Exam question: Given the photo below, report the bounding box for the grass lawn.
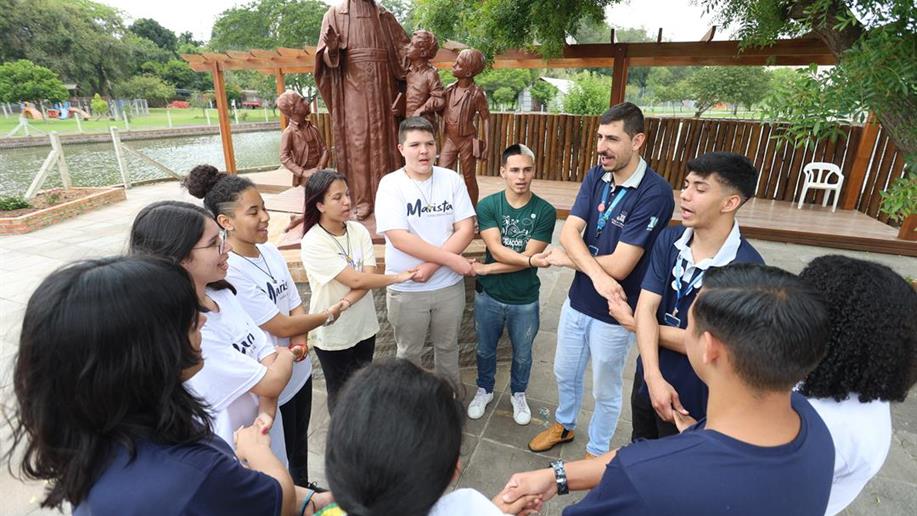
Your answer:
[0,107,283,137]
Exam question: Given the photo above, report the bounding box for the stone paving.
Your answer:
[1,181,915,515]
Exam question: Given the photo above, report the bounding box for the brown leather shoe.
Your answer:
[528,422,575,452]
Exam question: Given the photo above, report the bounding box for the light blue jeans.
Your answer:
[474,291,539,394]
[554,299,635,456]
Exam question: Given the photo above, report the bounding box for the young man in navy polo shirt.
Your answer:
[610,152,765,440]
[500,264,835,516]
[528,103,674,458]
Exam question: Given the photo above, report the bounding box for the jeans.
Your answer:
[474,291,539,394]
[554,299,635,456]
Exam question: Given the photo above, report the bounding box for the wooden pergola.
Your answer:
[181,33,837,174]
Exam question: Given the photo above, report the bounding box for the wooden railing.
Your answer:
[308,112,908,224]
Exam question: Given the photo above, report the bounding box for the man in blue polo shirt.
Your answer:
[610,152,765,440]
[499,264,835,516]
[528,103,674,458]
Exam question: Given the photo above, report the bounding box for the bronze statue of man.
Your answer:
[315,0,410,220]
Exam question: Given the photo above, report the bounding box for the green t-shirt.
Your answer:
[476,191,557,304]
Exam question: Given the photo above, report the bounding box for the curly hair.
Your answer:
[797,255,917,402]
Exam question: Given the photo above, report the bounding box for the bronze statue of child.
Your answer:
[440,48,490,207]
[277,91,329,187]
[393,29,444,127]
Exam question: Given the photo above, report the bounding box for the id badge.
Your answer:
[664,312,681,327]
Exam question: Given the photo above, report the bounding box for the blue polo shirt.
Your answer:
[568,161,675,324]
[563,392,835,516]
[74,435,282,516]
[635,224,764,420]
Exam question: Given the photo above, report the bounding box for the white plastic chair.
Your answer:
[797,162,844,212]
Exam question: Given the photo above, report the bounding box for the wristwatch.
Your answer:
[550,460,569,495]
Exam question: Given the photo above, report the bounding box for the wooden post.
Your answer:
[122,110,130,131]
[167,108,173,128]
[205,108,212,126]
[610,44,629,107]
[110,127,131,189]
[75,113,83,133]
[49,132,71,190]
[275,69,288,129]
[211,63,237,173]
[841,112,879,210]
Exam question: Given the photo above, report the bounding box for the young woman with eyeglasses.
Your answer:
[129,200,293,466]
[184,164,346,487]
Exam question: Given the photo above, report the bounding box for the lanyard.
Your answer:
[670,255,704,318]
[595,181,628,237]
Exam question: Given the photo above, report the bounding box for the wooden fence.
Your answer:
[308,112,909,224]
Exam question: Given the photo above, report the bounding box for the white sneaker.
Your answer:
[467,388,493,419]
[511,392,531,425]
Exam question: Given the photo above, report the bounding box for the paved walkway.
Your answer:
[1,181,915,515]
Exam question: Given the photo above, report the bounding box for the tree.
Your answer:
[381,0,417,33]
[475,68,537,108]
[684,66,770,117]
[0,59,68,103]
[142,59,209,91]
[530,80,559,110]
[702,0,916,159]
[129,18,178,52]
[564,71,610,115]
[492,86,516,109]
[113,75,176,106]
[90,93,109,119]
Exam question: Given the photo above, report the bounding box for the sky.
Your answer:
[98,0,724,44]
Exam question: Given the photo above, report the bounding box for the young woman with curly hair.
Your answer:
[798,255,917,515]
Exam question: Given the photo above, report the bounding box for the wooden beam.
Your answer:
[211,63,237,173]
[610,44,629,106]
[275,70,288,130]
[701,26,716,42]
[842,113,880,210]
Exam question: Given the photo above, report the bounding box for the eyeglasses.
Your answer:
[192,229,228,254]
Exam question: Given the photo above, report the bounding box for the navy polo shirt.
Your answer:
[74,435,282,516]
[634,224,764,420]
[568,162,675,325]
[563,392,835,516]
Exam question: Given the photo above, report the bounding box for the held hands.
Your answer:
[394,267,419,283]
[673,411,698,433]
[468,258,490,276]
[234,417,273,464]
[607,296,635,331]
[446,253,475,277]
[491,493,544,515]
[529,247,551,268]
[500,469,558,507]
[544,247,574,268]
[289,339,309,362]
[645,373,689,423]
[594,274,626,304]
[412,262,440,283]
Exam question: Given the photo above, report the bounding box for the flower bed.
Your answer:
[0,187,126,235]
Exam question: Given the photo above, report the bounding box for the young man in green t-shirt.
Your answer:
[468,144,557,425]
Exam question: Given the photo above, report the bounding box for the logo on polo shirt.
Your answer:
[647,216,659,231]
[612,211,628,228]
[406,199,454,217]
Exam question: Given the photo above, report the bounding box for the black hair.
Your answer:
[691,263,829,392]
[302,169,348,235]
[398,116,435,143]
[501,143,535,166]
[129,200,235,293]
[798,255,917,402]
[686,152,758,200]
[598,102,644,138]
[325,359,464,516]
[4,256,210,509]
[182,164,255,219]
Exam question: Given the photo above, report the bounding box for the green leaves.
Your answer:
[0,59,68,103]
[879,172,917,223]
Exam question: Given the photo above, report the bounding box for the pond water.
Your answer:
[0,131,281,197]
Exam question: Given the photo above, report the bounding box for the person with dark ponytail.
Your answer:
[3,256,307,515]
[130,200,294,468]
[184,164,335,487]
[300,170,416,409]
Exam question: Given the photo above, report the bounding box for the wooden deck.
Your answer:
[250,170,916,257]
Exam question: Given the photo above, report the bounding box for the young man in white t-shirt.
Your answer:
[374,116,477,388]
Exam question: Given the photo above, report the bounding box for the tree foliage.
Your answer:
[129,18,178,52]
[0,59,69,103]
[684,66,771,117]
[113,75,176,105]
[90,92,108,118]
[530,80,559,109]
[564,71,610,115]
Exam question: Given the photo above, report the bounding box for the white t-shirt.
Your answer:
[227,243,311,405]
[374,166,476,292]
[807,395,892,515]
[300,221,380,351]
[184,287,288,466]
[428,488,508,516]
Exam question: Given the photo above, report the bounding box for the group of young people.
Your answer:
[5,103,915,516]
